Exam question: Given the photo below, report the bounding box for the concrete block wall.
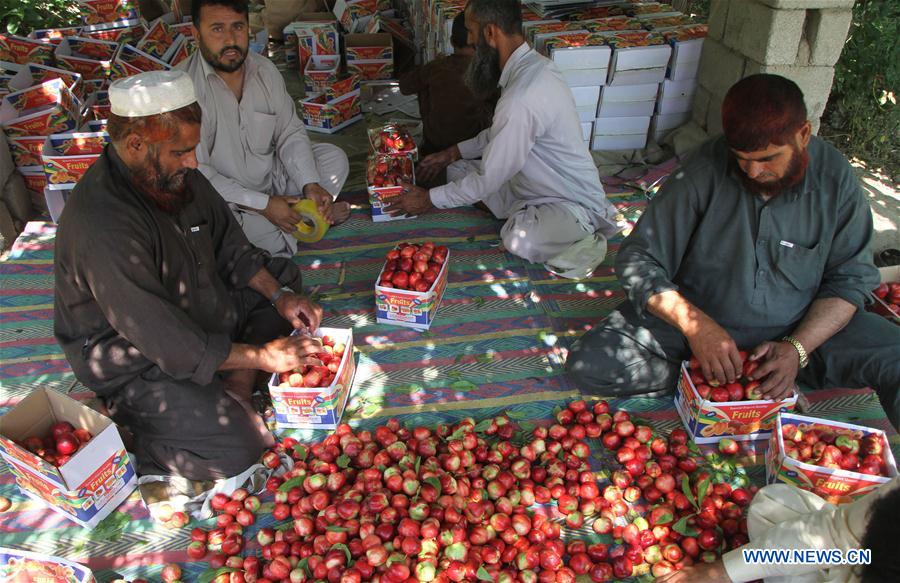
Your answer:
[692,0,854,136]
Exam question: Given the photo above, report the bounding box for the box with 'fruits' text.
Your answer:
[0,388,138,528]
[1,79,80,139]
[868,266,899,325]
[0,34,56,65]
[300,89,362,134]
[766,413,898,504]
[42,132,107,188]
[375,242,450,330]
[367,153,415,222]
[268,328,356,430]
[674,360,798,444]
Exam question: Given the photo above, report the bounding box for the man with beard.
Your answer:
[54,71,327,481]
[385,0,620,279]
[398,12,495,160]
[566,75,900,429]
[181,0,350,258]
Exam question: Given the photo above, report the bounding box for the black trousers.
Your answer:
[106,258,300,480]
[566,300,900,430]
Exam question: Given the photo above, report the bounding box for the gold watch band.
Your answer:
[781,335,809,368]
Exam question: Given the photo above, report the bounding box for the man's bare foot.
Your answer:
[328,201,352,225]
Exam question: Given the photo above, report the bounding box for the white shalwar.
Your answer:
[722,477,898,583]
[430,43,620,278]
[182,51,349,257]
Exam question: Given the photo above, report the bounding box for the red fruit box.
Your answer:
[295,20,340,72]
[868,266,899,325]
[303,54,340,93]
[674,362,798,444]
[766,413,898,504]
[0,388,138,528]
[115,43,171,73]
[78,0,141,26]
[375,245,450,330]
[80,20,145,45]
[300,88,362,134]
[345,33,393,61]
[80,90,110,121]
[0,34,56,65]
[55,38,114,81]
[136,18,182,62]
[60,36,119,61]
[167,37,196,67]
[19,169,47,194]
[8,63,84,100]
[267,328,356,430]
[0,548,96,583]
[42,135,103,188]
[1,80,80,139]
[28,26,84,44]
[347,59,394,81]
[367,153,415,222]
[8,135,47,168]
[326,74,361,101]
[332,0,391,32]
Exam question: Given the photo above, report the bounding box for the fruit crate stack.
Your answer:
[366,121,419,221]
[405,1,707,151]
[0,2,200,221]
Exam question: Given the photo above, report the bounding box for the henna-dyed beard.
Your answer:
[133,146,193,214]
[736,145,809,197]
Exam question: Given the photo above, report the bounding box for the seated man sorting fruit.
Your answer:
[384,0,620,280]
[657,476,900,583]
[566,74,900,429]
[53,71,324,481]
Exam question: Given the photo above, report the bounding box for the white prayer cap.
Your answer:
[109,70,197,118]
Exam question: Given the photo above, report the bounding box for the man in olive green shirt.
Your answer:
[567,75,900,428]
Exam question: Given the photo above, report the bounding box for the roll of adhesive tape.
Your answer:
[292,198,329,243]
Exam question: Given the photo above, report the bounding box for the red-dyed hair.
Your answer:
[722,74,807,152]
[107,101,203,145]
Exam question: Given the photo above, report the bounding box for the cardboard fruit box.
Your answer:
[78,0,141,26]
[0,548,96,583]
[868,265,899,325]
[80,20,145,45]
[0,34,56,65]
[367,153,414,222]
[267,328,356,430]
[1,80,80,139]
[43,135,105,187]
[0,388,138,528]
[375,245,450,330]
[300,89,362,134]
[674,361,798,444]
[28,26,84,44]
[304,55,340,94]
[766,413,898,503]
[8,135,47,168]
[7,63,84,99]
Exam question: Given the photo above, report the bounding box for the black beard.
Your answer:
[465,31,502,99]
[133,149,194,214]
[199,41,247,73]
[736,146,809,197]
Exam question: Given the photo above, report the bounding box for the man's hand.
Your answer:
[685,316,743,386]
[383,183,435,217]
[747,340,799,400]
[655,560,733,583]
[416,145,460,183]
[302,183,335,222]
[260,334,324,373]
[275,292,323,332]
[262,196,302,233]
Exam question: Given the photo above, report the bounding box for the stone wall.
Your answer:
[693,0,855,135]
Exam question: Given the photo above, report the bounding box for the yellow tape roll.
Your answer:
[292,198,329,243]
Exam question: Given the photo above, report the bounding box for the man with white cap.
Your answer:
[54,70,326,481]
[181,0,351,258]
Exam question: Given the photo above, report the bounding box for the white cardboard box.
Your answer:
[562,68,609,87]
[657,79,697,114]
[650,111,691,141]
[592,116,651,151]
[608,44,671,86]
[571,85,601,122]
[668,37,703,81]
[581,121,593,142]
[597,83,659,118]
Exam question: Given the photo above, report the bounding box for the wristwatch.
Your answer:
[269,286,294,305]
[781,335,809,368]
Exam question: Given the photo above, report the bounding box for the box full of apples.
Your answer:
[169,399,759,583]
[269,328,356,430]
[375,241,449,330]
[766,412,897,503]
[368,122,419,160]
[367,153,415,223]
[869,267,899,324]
[675,353,798,444]
[0,388,137,528]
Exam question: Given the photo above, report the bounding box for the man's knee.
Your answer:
[313,143,349,196]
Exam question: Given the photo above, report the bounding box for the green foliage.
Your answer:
[1,0,82,35]
[821,0,899,177]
